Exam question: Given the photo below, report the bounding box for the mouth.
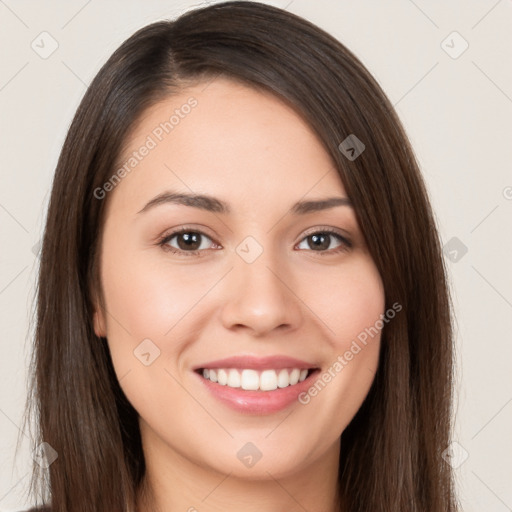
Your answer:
[192,355,321,413]
[194,367,320,416]
[195,367,318,391]
[193,364,321,414]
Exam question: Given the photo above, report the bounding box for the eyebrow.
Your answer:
[137,191,352,215]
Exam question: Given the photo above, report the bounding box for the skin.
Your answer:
[93,77,385,512]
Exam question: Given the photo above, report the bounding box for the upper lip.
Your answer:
[194,355,319,371]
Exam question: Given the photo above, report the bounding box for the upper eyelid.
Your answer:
[300,225,351,240]
[160,226,216,243]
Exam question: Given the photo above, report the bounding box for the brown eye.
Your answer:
[160,229,217,256]
[173,232,202,251]
[297,230,351,253]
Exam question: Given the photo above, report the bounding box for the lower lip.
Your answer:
[195,370,319,414]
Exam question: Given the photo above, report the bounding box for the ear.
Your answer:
[93,305,107,338]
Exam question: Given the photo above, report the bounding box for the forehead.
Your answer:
[109,77,346,214]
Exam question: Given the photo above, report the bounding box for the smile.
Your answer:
[199,367,311,391]
[192,355,320,413]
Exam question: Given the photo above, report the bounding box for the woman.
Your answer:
[22,2,459,511]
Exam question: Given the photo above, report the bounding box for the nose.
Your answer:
[219,251,303,337]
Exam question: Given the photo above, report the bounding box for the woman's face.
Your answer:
[94,77,385,480]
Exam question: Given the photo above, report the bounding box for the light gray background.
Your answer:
[1,1,511,510]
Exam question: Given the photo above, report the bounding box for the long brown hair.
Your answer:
[21,2,459,511]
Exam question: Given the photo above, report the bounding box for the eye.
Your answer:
[159,228,218,257]
[296,229,352,254]
[158,227,352,257]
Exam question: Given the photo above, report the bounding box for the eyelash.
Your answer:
[157,226,352,257]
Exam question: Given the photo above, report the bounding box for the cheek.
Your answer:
[99,249,208,411]
[99,240,227,384]
[101,249,213,338]
[306,257,385,349]
[292,258,384,441]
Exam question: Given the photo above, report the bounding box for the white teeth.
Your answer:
[277,369,289,388]
[289,368,300,385]
[201,368,311,391]
[227,369,241,388]
[217,369,228,385]
[241,369,260,390]
[260,369,278,391]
